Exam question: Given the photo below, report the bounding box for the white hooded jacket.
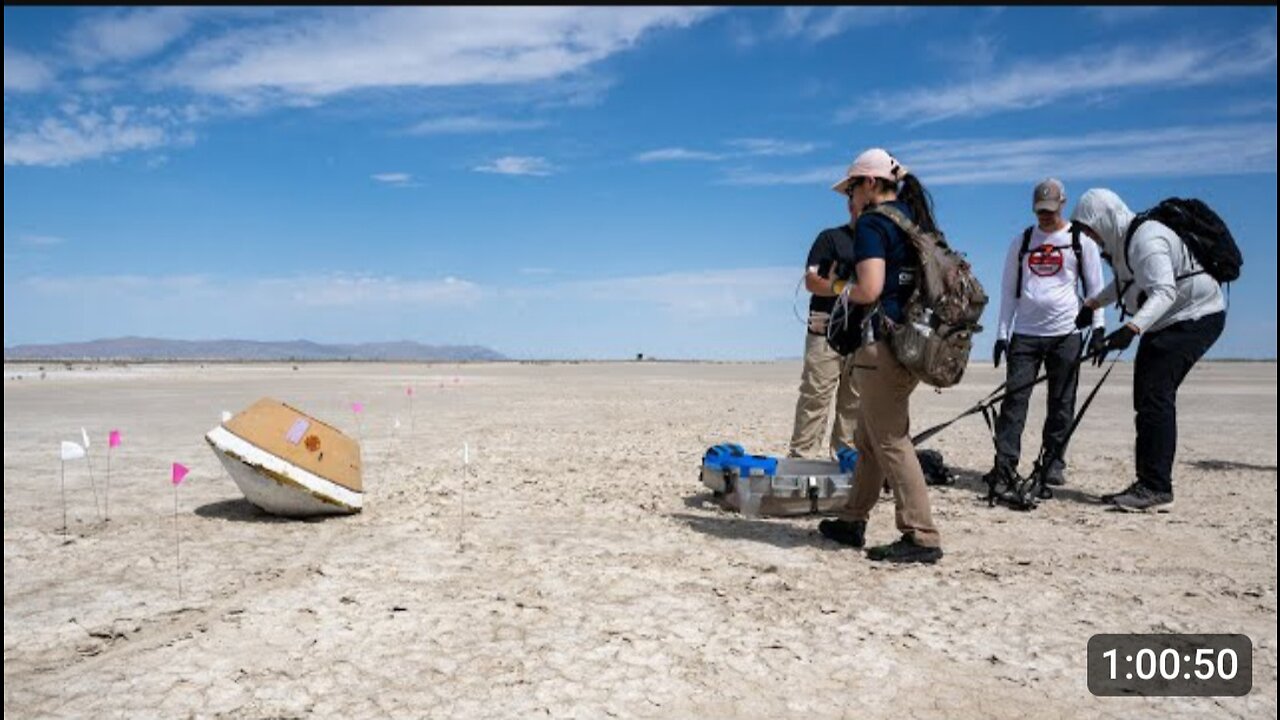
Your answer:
[1071,189,1225,334]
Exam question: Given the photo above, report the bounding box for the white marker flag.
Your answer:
[81,427,92,449]
[61,441,86,461]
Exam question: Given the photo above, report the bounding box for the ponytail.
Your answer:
[897,173,938,236]
[865,164,938,236]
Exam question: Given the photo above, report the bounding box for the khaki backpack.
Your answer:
[863,204,988,389]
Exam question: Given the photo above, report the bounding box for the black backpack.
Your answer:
[1123,198,1242,284]
[1015,222,1088,298]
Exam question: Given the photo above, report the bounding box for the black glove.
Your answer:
[1093,325,1137,366]
[1086,329,1106,360]
[993,339,1008,368]
[1074,305,1094,330]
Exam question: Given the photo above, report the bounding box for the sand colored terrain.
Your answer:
[4,360,1276,719]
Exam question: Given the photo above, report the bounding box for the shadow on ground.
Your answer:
[1186,459,1278,473]
[192,498,343,524]
[671,495,839,550]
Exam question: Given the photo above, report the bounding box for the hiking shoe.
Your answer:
[1043,465,1066,487]
[865,535,943,564]
[1099,481,1142,504]
[1110,484,1174,513]
[983,456,1017,485]
[818,519,866,548]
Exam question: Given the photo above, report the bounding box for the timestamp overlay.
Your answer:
[1088,634,1253,697]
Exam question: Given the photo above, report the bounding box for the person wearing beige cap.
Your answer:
[985,178,1107,490]
[788,193,861,459]
[816,147,943,564]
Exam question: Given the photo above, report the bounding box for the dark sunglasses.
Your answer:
[843,177,868,197]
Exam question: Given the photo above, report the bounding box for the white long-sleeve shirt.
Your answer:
[997,224,1106,340]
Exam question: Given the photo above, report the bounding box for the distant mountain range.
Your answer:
[3,337,506,362]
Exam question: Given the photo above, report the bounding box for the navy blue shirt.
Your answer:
[806,224,857,315]
[852,199,919,329]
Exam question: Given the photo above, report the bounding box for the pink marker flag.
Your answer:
[109,430,122,448]
[406,386,414,397]
[352,401,364,414]
[171,462,189,486]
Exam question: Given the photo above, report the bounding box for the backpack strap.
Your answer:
[1018,224,1086,299]
[1068,221,1088,295]
[863,203,943,251]
[1118,214,1209,322]
[1115,215,1149,323]
[860,204,926,329]
[1123,213,1146,278]
[1015,226,1033,299]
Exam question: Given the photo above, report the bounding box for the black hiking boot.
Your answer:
[818,519,866,548]
[983,456,1017,486]
[1099,481,1142,504]
[1109,484,1174,513]
[865,535,943,564]
[1043,464,1066,487]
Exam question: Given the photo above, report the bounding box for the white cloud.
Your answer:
[406,115,548,135]
[559,266,797,319]
[900,123,1278,185]
[6,9,713,166]
[726,138,818,157]
[726,14,759,50]
[67,7,211,66]
[18,234,67,247]
[474,156,556,176]
[22,273,482,309]
[722,123,1277,187]
[5,266,809,358]
[1221,97,1278,118]
[850,29,1278,126]
[635,138,818,164]
[371,172,413,185]
[76,75,124,93]
[719,165,845,187]
[926,32,999,77]
[17,267,793,320]
[4,46,54,92]
[634,147,725,163]
[160,7,716,98]
[777,7,914,42]
[4,104,193,167]
[273,275,481,307]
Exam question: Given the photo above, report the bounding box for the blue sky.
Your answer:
[4,6,1276,359]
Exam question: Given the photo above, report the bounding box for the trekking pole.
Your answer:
[913,343,1112,447]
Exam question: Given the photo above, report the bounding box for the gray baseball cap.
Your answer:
[1033,178,1066,212]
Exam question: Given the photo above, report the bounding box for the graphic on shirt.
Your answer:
[1027,244,1064,277]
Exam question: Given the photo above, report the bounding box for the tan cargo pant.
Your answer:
[837,341,941,548]
[788,331,859,458]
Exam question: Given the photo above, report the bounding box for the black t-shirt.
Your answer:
[806,224,857,315]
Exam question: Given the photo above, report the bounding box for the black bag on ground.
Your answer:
[916,449,955,486]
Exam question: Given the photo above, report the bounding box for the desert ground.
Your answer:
[4,359,1276,719]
